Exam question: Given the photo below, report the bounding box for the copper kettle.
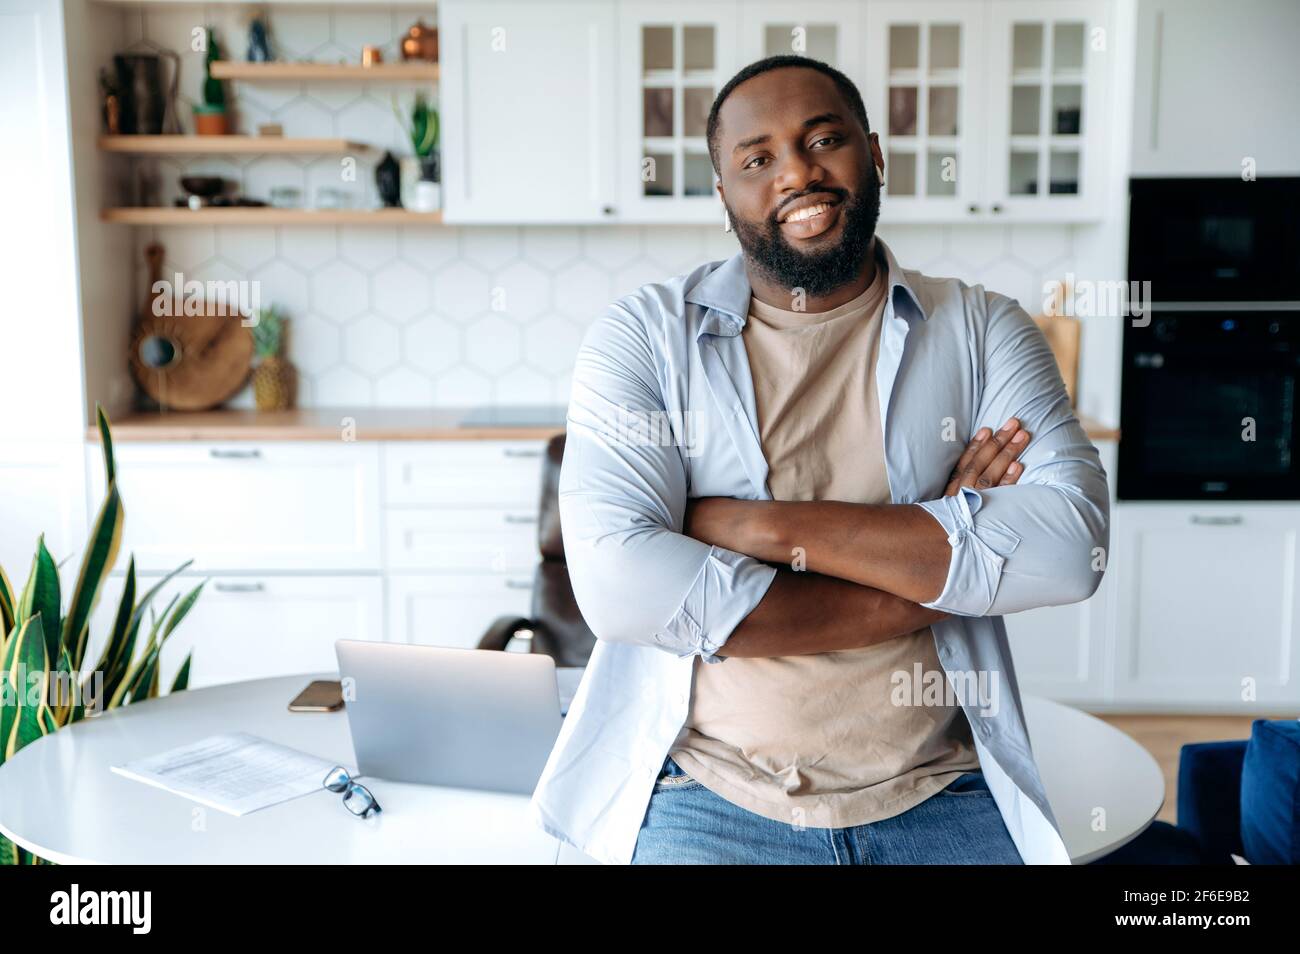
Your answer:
[401,20,438,62]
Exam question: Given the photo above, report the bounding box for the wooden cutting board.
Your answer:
[129,244,253,411]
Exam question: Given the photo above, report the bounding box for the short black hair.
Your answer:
[706,55,872,174]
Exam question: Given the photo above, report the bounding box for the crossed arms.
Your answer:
[558,295,1110,663]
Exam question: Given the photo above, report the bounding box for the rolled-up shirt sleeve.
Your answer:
[558,302,777,662]
[915,293,1110,618]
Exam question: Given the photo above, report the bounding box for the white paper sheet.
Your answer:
[111,732,343,816]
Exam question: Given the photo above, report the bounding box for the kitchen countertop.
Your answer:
[89,407,1120,443]
[89,407,566,442]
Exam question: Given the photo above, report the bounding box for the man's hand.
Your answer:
[944,418,1030,495]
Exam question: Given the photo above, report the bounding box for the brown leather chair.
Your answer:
[476,433,596,667]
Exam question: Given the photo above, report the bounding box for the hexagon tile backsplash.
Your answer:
[119,7,1081,411]
[133,221,1077,409]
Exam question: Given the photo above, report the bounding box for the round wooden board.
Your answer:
[129,310,254,411]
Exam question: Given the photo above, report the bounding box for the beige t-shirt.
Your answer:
[669,261,981,829]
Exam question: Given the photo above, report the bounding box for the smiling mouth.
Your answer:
[781,202,835,224]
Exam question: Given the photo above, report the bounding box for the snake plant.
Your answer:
[0,405,204,864]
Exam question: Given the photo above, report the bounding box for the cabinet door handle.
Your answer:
[602,205,616,216]
[502,448,543,459]
[1190,515,1243,526]
[210,448,262,460]
[967,204,980,214]
[214,581,266,593]
[504,513,538,525]
[990,204,1004,214]
[505,579,532,590]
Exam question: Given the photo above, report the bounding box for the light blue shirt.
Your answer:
[528,237,1111,865]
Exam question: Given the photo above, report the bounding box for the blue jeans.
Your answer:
[631,755,1024,864]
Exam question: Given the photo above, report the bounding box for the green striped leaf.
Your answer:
[60,484,123,671]
[170,653,192,693]
[1,614,55,764]
[96,404,116,486]
[18,536,61,668]
[0,564,16,646]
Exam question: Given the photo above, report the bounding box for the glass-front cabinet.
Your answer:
[742,1,863,83]
[617,2,739,222]
[984,0,1108,220]
[866,0,1108,223]
[865,1,985,222]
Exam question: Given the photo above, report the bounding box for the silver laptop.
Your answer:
[335,640,564,795]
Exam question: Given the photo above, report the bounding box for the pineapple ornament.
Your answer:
[250,306,297,411]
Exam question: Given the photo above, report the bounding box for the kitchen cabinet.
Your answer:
[982,0,1108,221]
[1111,503,1300,710]
[616,1,739,223]
[81,437,549,686]
[741,1,863,79]
[440,0,618,223]
[869,0,1109,223]
[439,0,1115,224]
[865,1,986,221]
[1131,0,1300,177]
[389,574,535,650]
[84,442,382,573]
[88,574,384,690]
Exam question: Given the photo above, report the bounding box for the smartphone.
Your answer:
[288,680,344,712]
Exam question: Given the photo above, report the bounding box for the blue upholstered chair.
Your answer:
[1090,718,1300,865]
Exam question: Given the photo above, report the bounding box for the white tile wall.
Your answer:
[121,6,1088,411]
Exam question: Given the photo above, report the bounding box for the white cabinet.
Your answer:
[741,1,862,80]
[616,1,739,223]
[866,1,986,221]
[383,438,549,652]
[85,442,381,573]
[389,574,535,650]
[1112,504,1300,710]
[382,442,545,508]
[982,0,1108,220]
[441,0,618,223]
[1131,0,1300,177]
[88,574,384,690]
[868,0,1109,223]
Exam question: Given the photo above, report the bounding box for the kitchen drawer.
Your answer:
[85,442,381,572]
[385,508,539,572]
[88,574,384,690]
[388,573,534,649]
[382,441,546,507]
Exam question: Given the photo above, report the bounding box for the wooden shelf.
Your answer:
[101,207,444,226]
[210,61,439,83]
[99,135,372,154]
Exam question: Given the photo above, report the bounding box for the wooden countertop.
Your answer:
[90,408,566,442]
[90,407,1120,443]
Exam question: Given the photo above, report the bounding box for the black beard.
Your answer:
[726,164,881,299]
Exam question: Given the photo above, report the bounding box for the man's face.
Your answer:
[715,67,883,298]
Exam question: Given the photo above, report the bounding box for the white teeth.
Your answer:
[785,202,829,223]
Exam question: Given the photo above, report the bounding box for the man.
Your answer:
[528,56,1109,865]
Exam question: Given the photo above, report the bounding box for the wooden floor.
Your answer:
[1093,715,1263,823]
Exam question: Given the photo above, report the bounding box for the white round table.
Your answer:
[0,673,561,864]
[1023,695,1165,864]
[0,675,1162,864]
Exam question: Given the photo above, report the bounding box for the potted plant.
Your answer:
[194,27,228,135]
[394,93,440,211]
[0,406,205,865]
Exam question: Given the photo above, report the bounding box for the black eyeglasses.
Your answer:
[323,766,382,818]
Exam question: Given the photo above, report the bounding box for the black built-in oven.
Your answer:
[1119,178,1300,500]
